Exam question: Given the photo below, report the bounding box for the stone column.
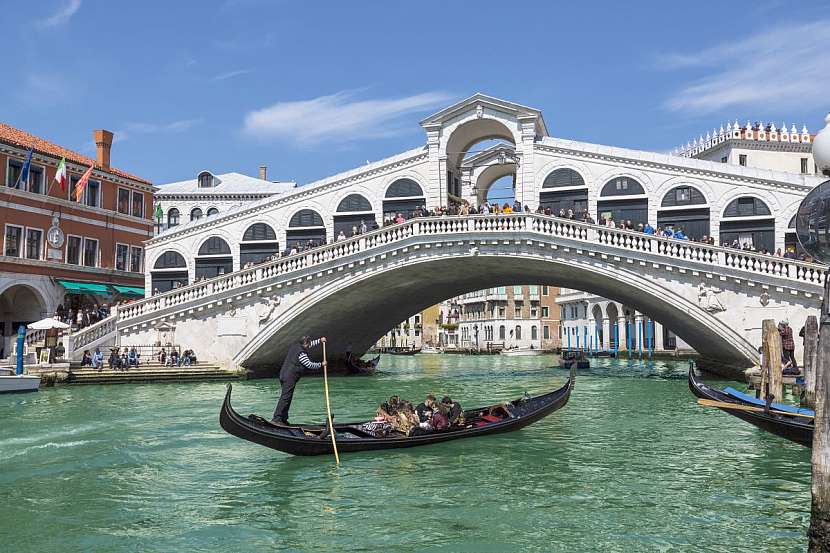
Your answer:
[653,321,665,352]
[425,125,442,210]
[617,316,627,352]
[517,117,537,208]
[587,318,595,351]
[603,317,611,351]
[634,314,644,354]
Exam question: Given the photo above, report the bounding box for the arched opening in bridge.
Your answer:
[591,304,604,350]
[167,208,180,229]
[657,185,710,240]
[240,223,279,266]
[334,194,378,237]
[606,303,619,349]
[784,214,802,257]
[445,119,516,201]
[464,141,517,206]
[151,251,188,293]
[383,179,425,221]
[597,177,648,226]
[720,197,774,251]
[190,207,203,222]
[0,284,46,358]
[287,209,326,248]
[195,237,232,279]
[207,207,219,217]
[539,168,588,216]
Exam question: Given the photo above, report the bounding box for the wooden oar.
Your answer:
[321,340,340,465]
[697,398,815,419]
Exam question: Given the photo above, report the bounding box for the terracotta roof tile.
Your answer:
[0,122,152,185]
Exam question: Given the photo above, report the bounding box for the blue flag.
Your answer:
[13,148,33,189]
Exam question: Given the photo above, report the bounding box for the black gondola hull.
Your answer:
[688,367,812,447]
[220,370,574,456]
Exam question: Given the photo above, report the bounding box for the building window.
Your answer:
[6,159,23,187]
[24,228,42,260]
[721,156,727,163]
[498,307,505,318]
[543,325,550,339]
[528,285,538,295]
[514,306,522,318]
[515,325,522,340]
[83,238,98,267]
[117,188,130,214]
[4,225,23,256]
[131,191,144,218]
[531,326,538,341]
[739,154,747,166]
[542,285,549,296]
[542,306,550,318]
[115,244,129,271]
[497,286,505,295]
[802,158,809,174]
[88,180,101,207]
[28,166,44,194]
[167,208,180,228]
[499,325,506,340]
[530,306,538,318]
[190,207,203,221]
[66,236,82,265]
[129,246,143,273]
[207,207,219,216]
[198,172,214,188]
[513,285,522,295]
[615,178,629,191]
[675,187,691,203]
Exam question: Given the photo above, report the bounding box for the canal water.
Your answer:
[0,356,811,552]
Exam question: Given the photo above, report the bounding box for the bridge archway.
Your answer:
[151,251,188,293]
[334,193,377,237]
[539,168,588,216]
[657,185,710,240]
[720,196,774,251]
[240,223,279,266]
[195,237,232,279]
[287,209,326,248]
[383,179,425,220]
[597,176,648,226]
[237,250,759,373]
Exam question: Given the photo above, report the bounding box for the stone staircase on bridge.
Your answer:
[67,361,244,385]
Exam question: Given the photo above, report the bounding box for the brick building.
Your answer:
[0,123,154,357]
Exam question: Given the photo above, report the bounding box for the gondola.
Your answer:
[558,350,589,369]
[345,354,380,375]
[386,348,420,356]
[688,366,813,447]
[219,366,575,456]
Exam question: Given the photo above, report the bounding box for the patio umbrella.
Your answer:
[27,318,70,330]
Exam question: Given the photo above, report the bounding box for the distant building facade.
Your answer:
[0,124,154,357]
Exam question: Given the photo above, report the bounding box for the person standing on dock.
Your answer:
[272,335,327,425]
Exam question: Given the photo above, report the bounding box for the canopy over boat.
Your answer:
[688,366,812,447]
[220,366,575,456]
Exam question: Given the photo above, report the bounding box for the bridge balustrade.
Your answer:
[112,213,827,327]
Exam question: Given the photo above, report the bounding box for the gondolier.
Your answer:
[272,335,326,425]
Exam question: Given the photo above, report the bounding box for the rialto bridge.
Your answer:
[65,94,826,376]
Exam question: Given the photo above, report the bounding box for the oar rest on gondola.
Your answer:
[688,366,813,447]
[219,366,575,456]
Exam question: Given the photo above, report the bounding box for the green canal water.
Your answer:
[0,355,812,552]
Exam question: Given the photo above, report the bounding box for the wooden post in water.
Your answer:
[805,315,819,408]
[810,276,830,551]
[761,319,783,402]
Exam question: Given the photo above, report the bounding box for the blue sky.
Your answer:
[3,0,830,188]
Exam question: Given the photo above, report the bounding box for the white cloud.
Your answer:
[115,119,202,142]
[241,91,454,145]
[210,69,253,82]
[660,20,830,113]
[39,0,82,28]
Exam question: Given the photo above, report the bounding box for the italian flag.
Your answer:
[54,157,67,192]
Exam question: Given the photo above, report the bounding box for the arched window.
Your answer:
[601,177,645,196]
[543,168,585,188]
[198,237,231,256]
[531,325,538,340]
[190,207,203,221]
[243,223,277,242]
[788,214,796,229]
[198,171,215,188]
[723,197,771,217]
[337,194,372,212]
[153,251,186,269]
[385,178,424,198]
[206,207,219,216]
[167,208,180,228]
[289,209,324,227]
[499,325,506,340]
[515,325,522,340]
[660,185,707,207]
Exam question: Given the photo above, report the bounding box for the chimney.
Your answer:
[94,129,114,169]
[258,165,267,181]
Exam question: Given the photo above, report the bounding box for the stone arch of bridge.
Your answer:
[235,252,758,373]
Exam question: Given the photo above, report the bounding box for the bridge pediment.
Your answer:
[420,93,548,137]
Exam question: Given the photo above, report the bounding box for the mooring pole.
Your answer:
[805,315,819,409]
[761,319,783,403]
[810,274,830,551]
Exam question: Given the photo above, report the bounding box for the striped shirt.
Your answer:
[298,339,322,370]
